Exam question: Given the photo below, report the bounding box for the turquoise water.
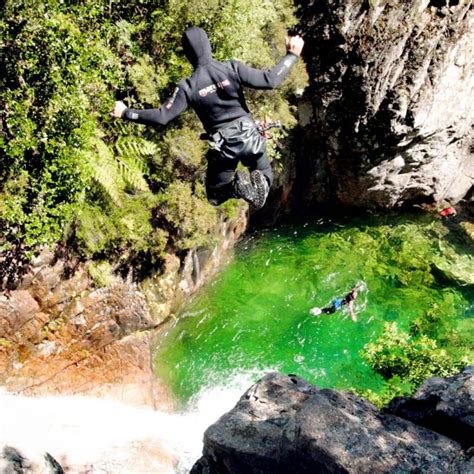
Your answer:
[154,213,473,401]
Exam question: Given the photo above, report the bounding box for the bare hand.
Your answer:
[285,35,304,57]
[111,100,127,118]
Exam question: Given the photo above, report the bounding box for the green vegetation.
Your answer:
[1,0,306,284]
[88,260,117,287]
[363,322,467,386]
[359,315,471,408]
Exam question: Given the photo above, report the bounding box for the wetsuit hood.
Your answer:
[182,27,212,68]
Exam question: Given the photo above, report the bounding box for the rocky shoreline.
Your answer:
[0,210,247,405]
[3,367,470,473]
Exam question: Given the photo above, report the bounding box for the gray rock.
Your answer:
[29,250,56,270]
[1,446,31,473]
[192,373,465,473]
[289,0,473,210]
[0,446,63,473]
[386,366,474,449]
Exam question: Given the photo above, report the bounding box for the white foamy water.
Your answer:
[0,370,268,473]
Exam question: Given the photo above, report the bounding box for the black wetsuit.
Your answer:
[122,27,298,205]
[321,291,356,314]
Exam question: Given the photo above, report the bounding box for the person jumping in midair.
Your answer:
[111,27,304,209]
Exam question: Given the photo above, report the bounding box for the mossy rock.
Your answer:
[88,260,118,287]
[432,252,474,286]
[460,221,474,243]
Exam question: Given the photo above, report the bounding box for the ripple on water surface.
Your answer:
[154,213,474,402]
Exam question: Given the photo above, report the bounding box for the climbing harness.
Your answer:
[200,117,282,150]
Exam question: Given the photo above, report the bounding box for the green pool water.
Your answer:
[153,213,474,402]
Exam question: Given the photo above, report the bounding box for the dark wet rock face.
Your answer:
[386,366,474,449]
[290,0,473,211]
[192,371,472,473]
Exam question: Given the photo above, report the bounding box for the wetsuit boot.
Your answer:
[233,170,256,205]
[250,170,270,210]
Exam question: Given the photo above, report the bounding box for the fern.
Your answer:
[84,133,157,204]
[110,119,132,136]
[86,136,124,205]
[115,136,156,192]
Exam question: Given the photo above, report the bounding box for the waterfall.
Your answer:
[0,371,266,473]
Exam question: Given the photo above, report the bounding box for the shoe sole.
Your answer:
[234,170,256,204]
[250,170,269,210]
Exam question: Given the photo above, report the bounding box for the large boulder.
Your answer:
[290,0,473,211]
[386,366,474,449]
[192,372,468,473]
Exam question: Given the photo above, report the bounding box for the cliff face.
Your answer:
[287,0,473,211]
[0,211,247,402]
[192,368,473,473]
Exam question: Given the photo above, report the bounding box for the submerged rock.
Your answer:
[192,372,471,473]
[289,0,473,211]
[431,253,474,286]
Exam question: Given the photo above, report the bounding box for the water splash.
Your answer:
[0,370,271,473]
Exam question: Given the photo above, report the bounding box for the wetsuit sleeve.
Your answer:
[232,53,298,90]
[122,82,188,126]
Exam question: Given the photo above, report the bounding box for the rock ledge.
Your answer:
[192,368,473,473]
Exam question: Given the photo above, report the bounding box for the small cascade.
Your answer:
[0,371,267,473]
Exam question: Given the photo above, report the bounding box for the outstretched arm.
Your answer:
[233,35,304,90]
[111,83,188,127]
[348,301,357,322]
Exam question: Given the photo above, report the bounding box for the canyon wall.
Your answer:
[0,211,247,404]
[279,0,473,214]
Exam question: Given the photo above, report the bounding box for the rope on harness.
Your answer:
[255,119,282,134]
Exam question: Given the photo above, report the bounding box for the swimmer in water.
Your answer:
[310,283,364,322]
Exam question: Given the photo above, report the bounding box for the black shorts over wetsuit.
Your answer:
[122,27,298,205]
